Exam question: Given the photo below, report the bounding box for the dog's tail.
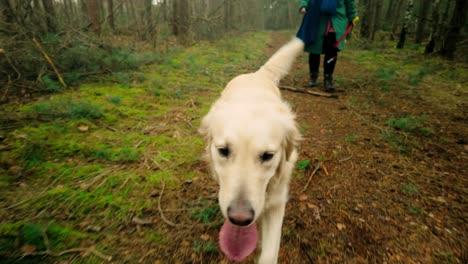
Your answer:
[256,37,304,85]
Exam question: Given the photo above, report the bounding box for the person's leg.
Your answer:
[308,53,320,86]
[323,33,338,92]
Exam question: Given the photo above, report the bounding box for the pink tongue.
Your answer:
[219,220,258,262]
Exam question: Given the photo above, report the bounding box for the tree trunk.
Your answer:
[32,0,48,33]
[78,0,88,27]
[424,0,441,53]
[42,0,57,32]
[143,0,152,40]
[397,0,414,49]
[439,0,468,59]
[384,0,397,30]
[175,0,190,43]
[224,0,233,30]
[360,0,374,39]
[107,0,115,32]
[87,0,100,33]
[391,0,407,38]
[0,0,15,34]
[415,0,431,43]
[370,0,383,40]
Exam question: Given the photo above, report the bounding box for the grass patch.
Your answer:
[0,221,87,252]
[192,205,220,224]
[23,98,103,120]
[0,32,272,262]
[192,240,219,254]
[344,134,357,143]
[400,183,419,196]
[386,115,432,137]
[297,159,311,170]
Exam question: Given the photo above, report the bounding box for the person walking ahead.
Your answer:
[297,0,358,92]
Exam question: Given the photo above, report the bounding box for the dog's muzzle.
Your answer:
[227,200,255,226]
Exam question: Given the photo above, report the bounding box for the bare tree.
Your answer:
[415,0,431,43]
[439,0,468,59]
[360,0,375,39]
[107,0,115,32]
[1,0,16,33]
[42,0,57,32]
[397,0,414,49]
[391,0,407,39]
[424,0,441,53]
[370,0,383,40]
[87,0,100,33]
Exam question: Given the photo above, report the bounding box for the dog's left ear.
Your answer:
[284,124,301,162]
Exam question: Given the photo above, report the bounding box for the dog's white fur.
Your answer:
[200,37,304,263]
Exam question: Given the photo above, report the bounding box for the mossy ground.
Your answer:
[1,31,467,263]
[0,32,269,263]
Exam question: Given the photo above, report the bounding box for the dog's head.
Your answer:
[199,98,300,226]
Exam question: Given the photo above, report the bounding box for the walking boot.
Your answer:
[309,72,319,87]
[324,74,335,93]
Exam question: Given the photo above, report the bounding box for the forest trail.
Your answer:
[0,31,466,263]
[272,32,466,263]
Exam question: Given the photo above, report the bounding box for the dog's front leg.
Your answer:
[258,203,286,264]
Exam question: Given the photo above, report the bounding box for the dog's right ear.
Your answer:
[199,113,219,181]
[284,125,301,162]
[199,113,212,144]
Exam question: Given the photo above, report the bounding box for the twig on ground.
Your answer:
[339,153,353,163]
[303,164,321,192]
[158,181,180,227]
[23,232,112,261]
[322,164,330,176]
[280,85,338,98]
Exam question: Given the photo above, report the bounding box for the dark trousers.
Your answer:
[308,32,338,77]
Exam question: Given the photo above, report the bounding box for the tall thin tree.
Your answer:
[107,0,115,32]
[42,0,57,32]
[415,0,431,43]
[87,0,100,33]
[397,0,414,49]
[439,0,468,59]
[424,0,441,54]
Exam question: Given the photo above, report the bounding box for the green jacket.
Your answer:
[299,0,356,53]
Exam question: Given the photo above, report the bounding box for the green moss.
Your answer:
[0,222,87,252]
[0,31,273,262]
[23,98,103,120]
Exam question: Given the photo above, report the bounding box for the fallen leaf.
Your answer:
[337,223,346,231]
[78,125,89,132]
[307,203,321,220]
[132,216,153,226]
[299,194,308,201]
[21,244,37,254]
[200,233,210,241]
[432,196,446,203]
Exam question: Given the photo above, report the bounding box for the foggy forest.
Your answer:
[1,0,467,263]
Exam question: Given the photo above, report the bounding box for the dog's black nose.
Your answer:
[227,201,255,226]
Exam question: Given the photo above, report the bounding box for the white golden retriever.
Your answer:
[199,37,304,263]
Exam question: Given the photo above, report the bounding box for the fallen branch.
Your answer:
[158,181,180,227]
[280,86,338,98]
[22,230,112,261]
[23,247,112,261]
[32,38,67,89]
[303,164,321,192]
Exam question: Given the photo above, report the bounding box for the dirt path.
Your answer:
[1,32,465,264]
[270,32,467,263]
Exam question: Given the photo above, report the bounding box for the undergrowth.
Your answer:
[0,32,270,262]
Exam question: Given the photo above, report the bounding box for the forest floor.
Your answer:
[0,31,467,263]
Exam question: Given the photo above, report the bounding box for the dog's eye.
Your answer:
[260,152,274,162]
[218,147,230,158]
